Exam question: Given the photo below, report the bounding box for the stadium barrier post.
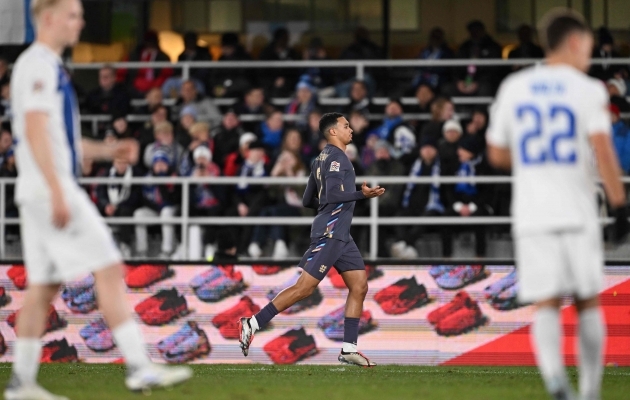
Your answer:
[182,63,190,81]
[356,62,365,80]
[369,177,379,260]
[181,180,190,260]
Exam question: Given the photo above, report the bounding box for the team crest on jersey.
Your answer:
[330,161,340,172]
[319,265,327,273]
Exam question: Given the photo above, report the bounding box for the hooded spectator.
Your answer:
[143,121,185,171]
[285,79,317,130]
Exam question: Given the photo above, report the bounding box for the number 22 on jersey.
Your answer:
[517,104,576,165]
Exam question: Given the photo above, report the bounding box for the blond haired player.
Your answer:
[5,1,192,399]
[487,9,629,400]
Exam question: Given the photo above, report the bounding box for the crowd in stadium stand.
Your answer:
[1,21,630,259]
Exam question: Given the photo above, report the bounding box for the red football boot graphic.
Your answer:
[264,328,317,365]
[212,296,260,329]
[7,265,27,290]
[426,291,472,325]
[126,264,174,288]
[252,265,283,275]
[435,298,487,336]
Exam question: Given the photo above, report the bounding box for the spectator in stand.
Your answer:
[178,32,211,89]
[464,108,488,147]
[188,146,225,260]
[285,79,317,130]
[230,140,271,252]
[259,27,300,97]
[234,87,268,132]
[215,32,253,98]
[0,80,11,117]
[411,28,454,91]
[223,132,258,176]
[508,24,544,67]
[439,119,463,176]
[258,109,285,155]
[95,158,141,258]
[302,37,334,88]
[448,20,502,97]
[0,128,16,177]
[134,150,181,258]
[610,104,630,174]
[282,127,304,154]
[124,31,173,96]
[419,96,455,142]
[607,78,630,113]
[175,80,222,126]
[590,27,624,81]
[84,65,130,119]
[103,111,134,142]
[303,109,324,160]
[137,87,163,115]
[443,135,492,258]
[143,121,185,171]
[345,143,364,176]
[361,133,379,170]
[248,149,306,259]
[213,109,244,168]
[0,57,9,87]
[371,99,417,166]
[343,80,376,116]
[341,26,382,60]
[366,140,406,257]
[175,105,198,148]
[138,105,169,160]
[348,110,370,152]
[391,136,446,258]
[336,27,381,97]
[408,83,436,132]
[180,122,214,176]
[209,232,239,264]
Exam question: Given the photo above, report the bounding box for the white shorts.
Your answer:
[19,188,121,285]
[515,224,604,303]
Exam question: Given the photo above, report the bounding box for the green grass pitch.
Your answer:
[0,364,628,400]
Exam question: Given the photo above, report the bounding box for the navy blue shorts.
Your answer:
[298,237,365,281]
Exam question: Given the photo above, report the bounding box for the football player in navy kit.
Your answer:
[238,112,385,366]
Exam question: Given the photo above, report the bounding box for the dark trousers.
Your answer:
[113,205,136,246]
[394,208,444,244]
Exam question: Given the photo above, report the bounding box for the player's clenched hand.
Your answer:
[51,190,71,229]
[361,181,386,198]
[113,139,139,165]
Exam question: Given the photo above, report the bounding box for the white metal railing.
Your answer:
[0,175,626,260]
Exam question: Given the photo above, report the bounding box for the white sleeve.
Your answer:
[585,81,611,137]
[18,61,57,113]
[486,81,512,148]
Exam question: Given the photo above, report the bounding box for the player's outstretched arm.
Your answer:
[590,133,629,241]
[25,111,70,228]
[81,138,139,164]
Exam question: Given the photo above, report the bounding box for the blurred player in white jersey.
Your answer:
[5,1,192,399]
[487,9,629,400]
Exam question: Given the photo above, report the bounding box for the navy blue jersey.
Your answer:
[302,144,365,242]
